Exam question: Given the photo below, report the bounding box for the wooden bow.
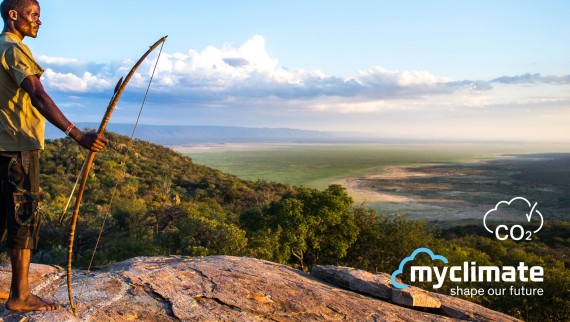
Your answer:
[66,36,167,315]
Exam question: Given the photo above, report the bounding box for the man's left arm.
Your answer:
[20,75,107,152]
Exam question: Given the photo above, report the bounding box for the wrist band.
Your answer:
[64,123,75,136]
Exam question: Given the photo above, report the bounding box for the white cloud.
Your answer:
[40,35,473,102]
[149,35,309,92]
[147,36,462,102]
[42,68,112,92]
[39,35,570,141]
[40,35,570,104]
[356,67,450,87]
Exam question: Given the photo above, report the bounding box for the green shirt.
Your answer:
[0,32,45,151]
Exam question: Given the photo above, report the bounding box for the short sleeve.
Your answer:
[4,43,43,86]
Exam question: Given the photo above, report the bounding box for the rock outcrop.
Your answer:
[0,256,520,321]
[310,265,518,321]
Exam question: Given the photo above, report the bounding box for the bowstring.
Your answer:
[59,158,88,224]
[76,40,166,301]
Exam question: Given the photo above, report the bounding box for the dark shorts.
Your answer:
[0,150,42,249]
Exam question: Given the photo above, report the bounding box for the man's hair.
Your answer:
[0,0,39,23]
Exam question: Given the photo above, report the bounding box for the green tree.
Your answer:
[241,185,359,270]
[156,202,248,256]
[346,210,435,273]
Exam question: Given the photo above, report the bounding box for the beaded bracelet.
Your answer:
[64,123,75,136]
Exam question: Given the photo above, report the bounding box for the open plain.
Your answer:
[182,143,570,225]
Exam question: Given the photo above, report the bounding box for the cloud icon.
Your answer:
[483,197,543,234]
[391,247,448,289]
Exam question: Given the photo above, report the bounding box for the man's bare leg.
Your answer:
[0,291,8,300]
[5,248,60,311]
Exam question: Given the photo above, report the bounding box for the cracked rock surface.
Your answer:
[0,256,519,321]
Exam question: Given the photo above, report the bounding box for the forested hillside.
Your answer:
[9,132,567,321]
[37,132,294,265]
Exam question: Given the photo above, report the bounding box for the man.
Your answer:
[0,0,107,311]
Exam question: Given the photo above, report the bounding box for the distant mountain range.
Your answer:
[45,123,386,145]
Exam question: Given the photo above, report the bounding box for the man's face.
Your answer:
[12,2,41,38]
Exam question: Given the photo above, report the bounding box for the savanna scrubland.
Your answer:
[9,133,568,321]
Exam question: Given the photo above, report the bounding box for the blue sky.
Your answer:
[24,1,570,141]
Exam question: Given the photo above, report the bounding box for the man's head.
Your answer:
[1,0,41,39]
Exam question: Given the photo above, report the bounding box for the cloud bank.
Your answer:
[38,35,570,141]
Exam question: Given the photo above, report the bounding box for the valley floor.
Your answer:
[179,143,570,225]
[337,153,570,224]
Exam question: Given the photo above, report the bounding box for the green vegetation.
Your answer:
[240,185,359,271]
[186,144,490,188]
[185,143,566,189]
[36,132,294,265]
[3,133,566,321]
[188,143,570,225]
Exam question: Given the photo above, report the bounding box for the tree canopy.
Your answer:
[14,132,568,321]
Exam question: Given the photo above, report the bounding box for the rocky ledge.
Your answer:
[0,256,519,321]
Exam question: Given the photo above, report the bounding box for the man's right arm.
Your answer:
[20,75,108,152]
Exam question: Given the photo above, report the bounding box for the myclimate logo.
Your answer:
[391,247,543,291]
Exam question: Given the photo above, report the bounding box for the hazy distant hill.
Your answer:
[45,123,381,145]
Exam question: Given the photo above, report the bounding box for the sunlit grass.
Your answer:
[182,143,566,189]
